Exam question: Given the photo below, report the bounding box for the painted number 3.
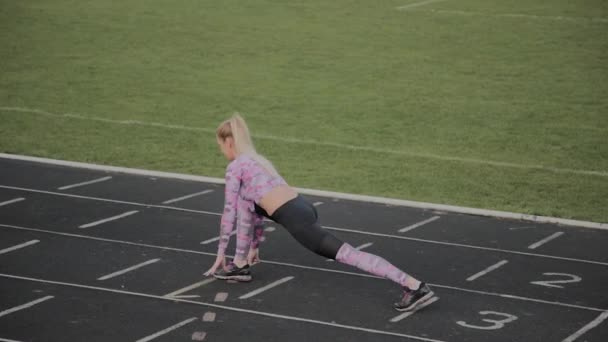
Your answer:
[457,311,518,330]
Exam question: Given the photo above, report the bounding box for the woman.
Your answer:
[204,114,434,312]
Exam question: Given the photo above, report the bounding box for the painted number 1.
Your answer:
[457,311,518,330]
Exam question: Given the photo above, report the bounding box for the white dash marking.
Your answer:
[239,276,294,299]
[164,278,216,298]
[214,292,228,302]
[79,210,139,229]
[390,296,439,322]
[58,176,112,190]
[162,190,214,204]
[562,311,608,342]
[97,258,160,280]
[0,198,25,207]
[313,201,324,206]
[466,260,509,281]
[135,317,197,342]
[200,231,236,244]
[398,216,440,233]
[397,0,447,10]
[0,296,54,318]
[528,232,564,250]
[0,337,24,342]
[191,331,207,341]
[0,240,39,255]
[202,312,216,322]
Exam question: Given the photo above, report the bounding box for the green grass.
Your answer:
[1,0,607,222]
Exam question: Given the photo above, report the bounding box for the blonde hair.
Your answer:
[216,113,279,177]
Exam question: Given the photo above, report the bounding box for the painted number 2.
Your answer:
[457,311,518,330]
[530,273,582,288]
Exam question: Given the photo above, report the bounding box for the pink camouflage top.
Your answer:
[217,153,287,254]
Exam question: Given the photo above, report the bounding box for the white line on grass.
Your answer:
[419,9,608,23]
[79,210,138,229]
[466,260,509,281]
[399,216,441,233]
[2,107,606,177]
[57,176,112,190]
[97,258,160,280]
[0,240,39,255]
[162,190,214,204]
[562,311,608,342]
[239,277,294,299]
[397,0,447,11]
[0,273,446,342]
[0,198,25,207]
[135,317,198,342]
[528,232,564,250]
[0,296,53,318]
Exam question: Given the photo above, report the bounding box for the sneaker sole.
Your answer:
[213,274,252,282]
[394,290,435,312]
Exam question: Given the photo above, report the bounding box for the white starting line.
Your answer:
[97,258,160,281]
[79,210,139,229]
[57,176,112,190]
[135,317,198,342]
[0,295,54,318]
[0,198,25,207]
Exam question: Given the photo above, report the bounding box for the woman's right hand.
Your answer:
[247,248,260,265]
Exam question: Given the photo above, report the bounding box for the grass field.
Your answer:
[1,0,607,222]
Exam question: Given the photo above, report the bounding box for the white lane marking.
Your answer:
[0,273,446,342]
[164,278,216,298]
[57,176,112,190]
[162,190,214,204]
[390,296,439,322]
[397,0,447,10]
[466,260,509,281]
[313,201,323,206]
[239,276,294,299]
[0,225,606,313]
[79,210,139,229]
[3,108,606,178]
[1,182,606,230]
[0,240,39,255]
[135,317,198,342]
[0,296,54,318]
[214,292,228,302]
[202,312,216,322]
[327,242,373,261]
[528,232,564,249]
[0,338,24,342]
[0,198,25,207]
[398,216,441,233]
[191,331,207,341]
[97,258,160,280]
[562,311,608,342]
[0,187,604,264]
[172,295,200,299]
[200,231,236,245]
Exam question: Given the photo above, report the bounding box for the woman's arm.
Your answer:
[217,161,241,255]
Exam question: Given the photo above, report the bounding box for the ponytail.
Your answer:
[216,113,279,177]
